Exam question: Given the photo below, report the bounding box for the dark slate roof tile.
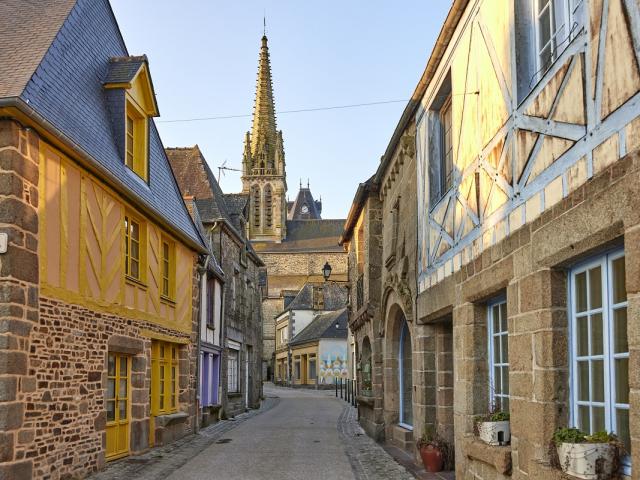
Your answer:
[4,0,203,248]
[289,308,348,346]
[104,56,146,84]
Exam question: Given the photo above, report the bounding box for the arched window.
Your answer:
[360,337,372,396]
[399,317,413,427]
[251,185,261,229]
[264,184,273,229]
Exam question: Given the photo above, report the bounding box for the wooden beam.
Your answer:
[518,115,586,141]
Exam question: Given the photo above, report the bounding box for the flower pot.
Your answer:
[477,421,510,446]
[557,442,614,480]
[419,444,444,473]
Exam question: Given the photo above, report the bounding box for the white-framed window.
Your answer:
[488,298,509,412]
[534,0,584,77]
[570,251,630,471]
[227,348,239,393]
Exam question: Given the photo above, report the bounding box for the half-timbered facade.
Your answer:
[0,1,207,478]
[411,0,640,478]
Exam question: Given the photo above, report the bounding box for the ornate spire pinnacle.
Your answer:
[249,34,278,162]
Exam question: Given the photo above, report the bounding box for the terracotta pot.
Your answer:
[419,444,444,472]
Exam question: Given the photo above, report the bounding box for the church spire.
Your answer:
[250,34,278,164]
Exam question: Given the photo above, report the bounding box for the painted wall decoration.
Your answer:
[318,340,348,384]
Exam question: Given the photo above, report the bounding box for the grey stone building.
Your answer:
[167,146,264,417]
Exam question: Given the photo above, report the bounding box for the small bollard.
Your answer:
[335,377,338,397]
[340,378,343,399]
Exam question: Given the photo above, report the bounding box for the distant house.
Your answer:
[289,308,349,387]
[0,0,207,477]
[273,282,348,385]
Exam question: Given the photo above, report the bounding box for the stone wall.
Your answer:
[0,120,41,479]
[417,149,640,479]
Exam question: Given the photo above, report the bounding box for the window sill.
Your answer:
[464,437,512,475]
[227,392,242,398]
[154,411,188,428]
[205,324,215,331]
[125,276,147,289]
[160,295,176,306]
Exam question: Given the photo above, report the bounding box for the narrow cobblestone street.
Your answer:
[91,384,431,480]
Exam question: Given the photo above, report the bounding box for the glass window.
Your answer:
[570,251,630,470]
[206,277,215,328]
[161,238,174,299]
[227,349,239,393]
[151,341,179,415]
[124,100,148,181]
[535,0,573,76]
[488,299,509,412]
[440,95,453,192]
[399,318,413,427]
[309,357,317,381]
[124,215,142,281]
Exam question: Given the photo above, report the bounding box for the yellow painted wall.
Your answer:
[38,141,194,332]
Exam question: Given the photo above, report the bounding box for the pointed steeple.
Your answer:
[250,35,278,163]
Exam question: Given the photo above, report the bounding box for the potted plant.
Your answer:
[552,428,621,479]
[417,425,450,473]
[475,410,510,446]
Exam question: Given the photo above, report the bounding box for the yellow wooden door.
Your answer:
[106,353,130,460]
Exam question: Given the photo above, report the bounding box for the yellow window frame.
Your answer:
[124,212,147,284]
[124,96,149,181]
[160,236,176,301]
[151,341,179,416]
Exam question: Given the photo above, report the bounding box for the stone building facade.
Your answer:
[167,146,264,417]
[346,0,640,479]
[0,1,207,478]
[239,34,348,379]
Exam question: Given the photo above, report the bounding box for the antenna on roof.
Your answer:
[217,159,242,183]
[307,178,310,189]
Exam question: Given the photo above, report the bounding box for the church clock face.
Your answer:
[301,205,309,214]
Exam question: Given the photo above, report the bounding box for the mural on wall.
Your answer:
[318,341,348,384]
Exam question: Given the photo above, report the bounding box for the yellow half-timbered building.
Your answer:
[0,1,207,478]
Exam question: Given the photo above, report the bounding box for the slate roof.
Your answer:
[286,282,348,312]
[289,308,348,346]
[288,187,322,220]
[0,0,76,97]
[223,194,248,217]
[104,56,147,84]
[253,219,345,253]
[0,0,204,250]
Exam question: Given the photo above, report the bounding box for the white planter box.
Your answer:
[557,442,614,480]
[478,420,510,446]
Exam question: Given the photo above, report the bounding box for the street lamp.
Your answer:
[322,261,332,282]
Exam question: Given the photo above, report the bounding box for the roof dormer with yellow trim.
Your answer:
[104,55,159,182]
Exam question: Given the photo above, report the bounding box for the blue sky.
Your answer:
[110,1,451,219]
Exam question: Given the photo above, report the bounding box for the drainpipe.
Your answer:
[195,254,207,433]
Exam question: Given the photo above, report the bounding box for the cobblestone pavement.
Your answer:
[338,404,415,480]
[90,384,433,480]
[90,398,279,480]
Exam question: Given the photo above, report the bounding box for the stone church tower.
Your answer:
[242,35,287,242]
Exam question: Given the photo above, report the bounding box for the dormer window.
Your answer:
[125,98,148,180]
[104,55,160,184]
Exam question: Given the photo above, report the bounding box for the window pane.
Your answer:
[592,360,604,402]
[615,358,629,404]
[614,308,628,353]
[578,361,589,401]
[131,222,139,241]
[131,259,139,279]
[575,272,587,312]
[493,336,501,364]
[588,266,602,309]
[612,257,626,304]
[107,378,115,400]
[493,305,500,333]
[502,366,509,395]
[120,357,127,377]
[592,406,605,433]
[131,241,139,261]
[539,8,552,46]
[577,316,588,356]
[591,313,603,355]
[119,400,127,420]
[616,409,630,454]
[501,334,509,363]
[107,400,115,422]
[500,303,507,331]
[493,366,502,394]
[119,379,127,397]
[578,405,590,432]
[108,354,115,376]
